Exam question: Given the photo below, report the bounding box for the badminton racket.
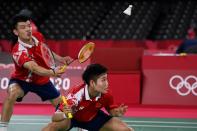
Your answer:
[41,43,73,118]
[60,42,95,71]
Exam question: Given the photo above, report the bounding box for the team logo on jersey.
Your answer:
[78,106,85,111]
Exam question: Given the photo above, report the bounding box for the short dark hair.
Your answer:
[19,9,32,18]
[11,13,31,30]
[82,64,108,85]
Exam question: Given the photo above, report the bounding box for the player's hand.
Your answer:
[112,104,128,117]
[52,66,66,77]
[118,104,128,116]
[62,105,73,117]
[61,56,74,65]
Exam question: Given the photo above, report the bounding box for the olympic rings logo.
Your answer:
[169,75,197,96]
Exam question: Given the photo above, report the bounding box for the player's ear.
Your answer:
[90,80,96,88]
[89,80,93,86]
[93,82,96,87]
[13,29,18,36]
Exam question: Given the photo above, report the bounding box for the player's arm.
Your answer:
[51,51,63,61]
[52,112,67,122]
[52,108,72,122]
[52,51,73,65]
[52,102,73,122]
[23,61,64,77]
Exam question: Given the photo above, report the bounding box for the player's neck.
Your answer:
[19,37,34,45]
[88,86,99,99]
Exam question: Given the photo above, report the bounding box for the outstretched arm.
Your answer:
[23,61,65,77]
[52,51,73,65]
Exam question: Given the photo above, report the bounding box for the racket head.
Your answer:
[77,42,95,63]
[40,43,56,69]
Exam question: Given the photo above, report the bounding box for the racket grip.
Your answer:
[60,64,67,72]
[67,113,73,119]
[61,96,73,119]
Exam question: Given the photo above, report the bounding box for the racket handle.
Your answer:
[60,64,67,72]
[60,59,76,72]
[61,96,73,119]
[67,113,73,119]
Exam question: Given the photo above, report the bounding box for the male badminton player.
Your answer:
[42,64,134,131]
[0,12,73,130]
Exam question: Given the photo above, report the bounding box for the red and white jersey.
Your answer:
[11,33,50,85]
[60,84,118,122]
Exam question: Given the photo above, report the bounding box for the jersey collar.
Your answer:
[18,36,39,48]
[85,85,101,101]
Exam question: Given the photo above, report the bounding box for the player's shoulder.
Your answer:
[11,42,20,53]
[67,83,86,95]
[32,31,45,42]
[72,83,86,93]
[102,92,113,99]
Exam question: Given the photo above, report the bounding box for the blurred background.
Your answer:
[0,0,197,40]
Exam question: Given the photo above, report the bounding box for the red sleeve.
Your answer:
[12,50,33,67]
[33,31,45,43]
[65,83,85,96]
[104,93,118,111]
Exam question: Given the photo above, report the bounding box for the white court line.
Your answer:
[129,124,197,129]
[124,120,197,125]
[11,118,50,121]
[10,118,197,128]
[9,122,48,125]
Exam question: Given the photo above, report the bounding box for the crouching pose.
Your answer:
[42,64,134,131]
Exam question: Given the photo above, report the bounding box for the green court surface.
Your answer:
[2,115,197,131]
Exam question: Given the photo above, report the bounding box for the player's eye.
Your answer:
[19,25,26,29]
[18,24,31,29]
[102,78,107,82]
[27,24,31,28]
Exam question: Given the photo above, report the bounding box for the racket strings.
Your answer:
[40,43,56,69]
[78,42,95,63]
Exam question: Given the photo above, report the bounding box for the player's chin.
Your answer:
[102,89,108,94]
[23,36,31,40]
